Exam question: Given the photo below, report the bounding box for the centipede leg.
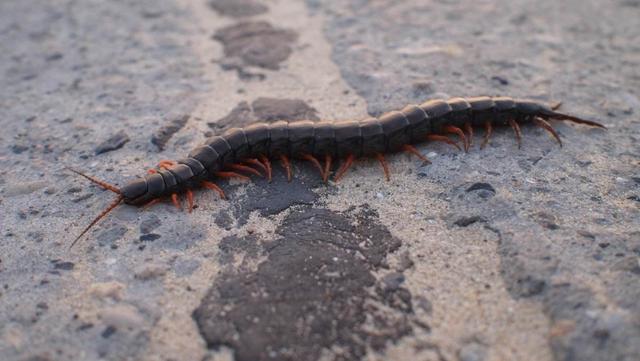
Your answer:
[202,181,226,199]
[171,193,182,211]
[426,134,462,151]
[229,163,263,178]
[142,198,162,209]
[533,117,562,147]
[214,171,251,182]
[464,120,474,148]
[334,154,355,182]
[186,189,194,213]
[279,155,292,182]
[245,158,268,174]
[508,119,522,149]
[481,121,492,149]
[443,125,469,152]
[323,154,332,183]
[375,153,391,181]
[301,154,325,181]
[258,155,272,182]
[402,144,431,164]
[158,160,177,169]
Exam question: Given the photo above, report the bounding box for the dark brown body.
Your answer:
[119,96,599,204]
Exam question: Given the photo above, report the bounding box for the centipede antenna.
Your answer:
[66,167,121,194]
[555,114,607,129]
[543,110,606,129]
[70,195,124,249]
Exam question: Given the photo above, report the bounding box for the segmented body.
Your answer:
[119,96,602,205]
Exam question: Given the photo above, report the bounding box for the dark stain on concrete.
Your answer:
[193,206,416,361]
[95,130,130,155]
[251,97,319,122]
[213,21,298,71]
[208,0,268,18]
[207,96,321,227]
[210,101,254,130]
[209,97,319,132]
[224,162,324,226]
[151,115,189,151]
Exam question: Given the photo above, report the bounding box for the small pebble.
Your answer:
[89,281,125,301]
[139,233,161,242]
[134,263,167,280]
[53,261,75,271]
[100,304,144,329]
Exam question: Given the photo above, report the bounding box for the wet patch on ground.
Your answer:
[193,206,419,361]
[151,115,190,151]
[95,130,130,155]
[226,168,323,226]
[213,21,298,72]
[212,153,326,227]
[208,0,268,18]
[209,97,318,132]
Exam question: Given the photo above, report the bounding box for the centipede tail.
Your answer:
[69,96,605,247]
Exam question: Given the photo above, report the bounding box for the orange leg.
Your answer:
[171,193,182,211]
[323,154,332,183]
[464,120,474,148]
[443,125,469,152]
[401,144,431,163]
[142,198,163,209]
[533,117,562,147]
[245,158,267,174]
[147,169,158,174]
[481,121,493,149]
[301,154,325,181]
[426,134,462,151]
[334,154,355,182]
[215,171,251,181]
[279,154,292,182]
[158,160,176,170]
[375,153,390,181]
[202,181,226,199]
[229,163,263,178]
[259,155,272,182]
[508,118,522,149]
[186,189,194,213]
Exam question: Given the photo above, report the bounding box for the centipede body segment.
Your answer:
[69,96,605,247]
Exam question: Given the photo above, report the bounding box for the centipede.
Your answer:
[68,96,605,247]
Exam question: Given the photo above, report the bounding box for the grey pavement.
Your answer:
[0,0,639,360]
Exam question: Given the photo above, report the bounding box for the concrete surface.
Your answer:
[0,0,638,361]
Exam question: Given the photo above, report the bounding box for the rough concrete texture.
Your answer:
[0,0,638,361]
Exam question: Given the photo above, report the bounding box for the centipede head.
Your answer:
[66,167,124,249]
